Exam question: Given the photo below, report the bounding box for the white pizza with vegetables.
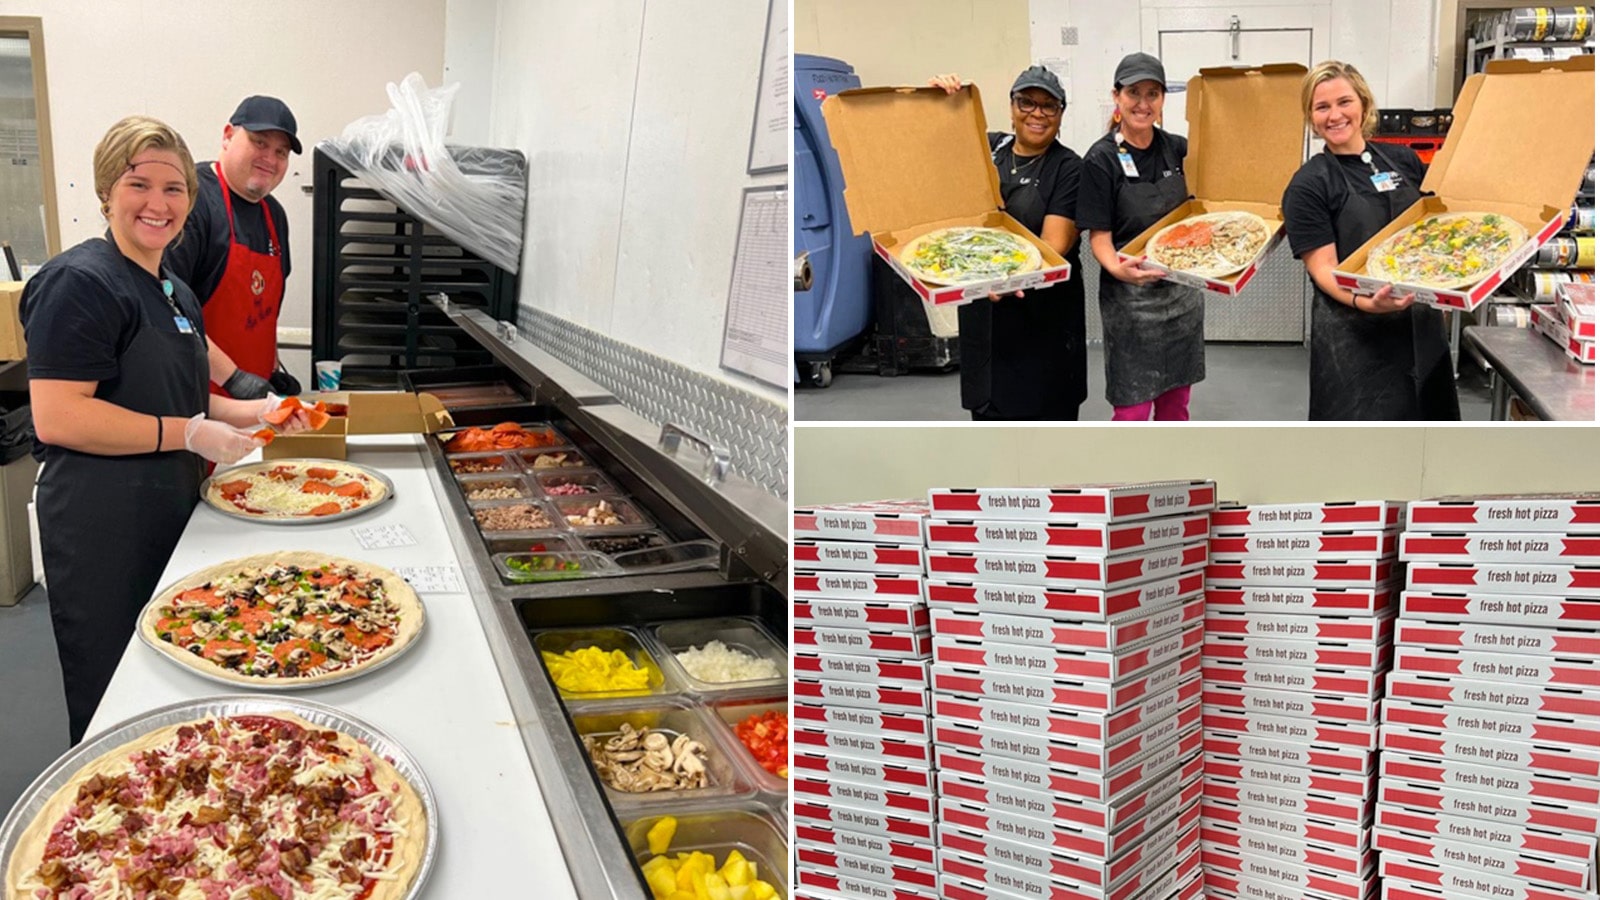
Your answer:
[1366,212,1529,289]
[205,461,389,520]
[139,552,424,686]
[6,712,427,900]
[898,226,1042,286]
[1147,211,1272,278]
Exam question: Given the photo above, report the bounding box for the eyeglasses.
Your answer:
[1013,96,1063,117]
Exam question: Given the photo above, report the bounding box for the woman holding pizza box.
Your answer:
[1282,60,1459,420]
[929,65,1088,420]
[21,116,309,742]
[1075,53,1205,421]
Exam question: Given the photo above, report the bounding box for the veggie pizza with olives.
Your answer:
[139,552,424,687]
[6,711,427,900]
[1365,212,1529,289]
[204,461,390,521]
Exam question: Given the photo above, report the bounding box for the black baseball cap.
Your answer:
[1114,53,1167,90]
[1011,65,1065,103]
[229,95,301,154]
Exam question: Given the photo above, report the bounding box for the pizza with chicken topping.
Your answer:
[6,711,427,900]
[138,553,424,688]
[203,461,390,521]
[1147,211,1272,279]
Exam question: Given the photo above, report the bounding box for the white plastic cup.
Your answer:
[314,360,342,391]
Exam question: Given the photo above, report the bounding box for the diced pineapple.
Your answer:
[750,880,777,900]
[720,850,751,885]
[646,867,679,898]
[647,817,678,855]
[730,887,752,900]
[705,873,732,900]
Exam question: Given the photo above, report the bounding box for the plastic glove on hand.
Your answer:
[257,394,314,435]
[184,414,263,465]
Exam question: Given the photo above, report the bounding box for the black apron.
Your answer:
[37,250,208,743]
[959,136,1087,420]
[1097,133,1206,407]
[1308,145,1459,420]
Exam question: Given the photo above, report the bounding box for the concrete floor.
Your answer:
[0,584,68,817]
[798,343,1495,421]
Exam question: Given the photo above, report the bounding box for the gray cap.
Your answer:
[1114,52,1167,90]
[1011,65,1065,103]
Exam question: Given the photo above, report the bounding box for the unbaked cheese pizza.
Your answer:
[204,461,389,521]
[6,712,427,900]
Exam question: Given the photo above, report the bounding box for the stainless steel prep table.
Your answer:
[1463,325,1596,421]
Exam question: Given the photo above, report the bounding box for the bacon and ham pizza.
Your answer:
[139,553,424,688]
[6,711,427,900]
[204,461,390,521]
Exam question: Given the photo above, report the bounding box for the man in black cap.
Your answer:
[168,95,302,399]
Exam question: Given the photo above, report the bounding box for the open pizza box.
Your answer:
[821,84,1070,306]
[1334,55,1596,313]
[1117,63,1307,296]
[264,391,452,460]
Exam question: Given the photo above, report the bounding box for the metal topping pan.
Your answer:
[200,458,397,526]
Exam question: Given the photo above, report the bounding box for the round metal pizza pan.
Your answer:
[199,458,398,526]
[135,556,427,691]
[0,694,439,900]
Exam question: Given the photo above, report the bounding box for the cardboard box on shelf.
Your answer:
[793,540,925,574]
[932,673,1201,747]
[1205,607,1394,645]
[1379,776,1600,835]
[934,620,1203,683]
[1208,529,1399,561]
[1211,500,1406,532]
[928,481,1217,523]
[1386,671,1600,718]
[1203,706,1379,751]
[0,282,24,361]
[794,848,939,894]
[1373,803,1599,868]
[1203,633,1391,670]
[1379,697,1600,755]
[1407,560,1600,597]
[263,391,450,460]
[794,502,927,545]
[793,823,936,868]
[1115,64,1307,295]
[820,84,1070,306]
[926,512,1209,555]
[927,540,1208,591]
[794,595,929,631]
[1399,590,1600,626]
[928,570,1203,621]
[1400,530,1600,564]
[1203,772,1373,824]
[1406,494,1600,533]
[792,749,936,796]
[1333,57,1596,312]
[1205,557,1397,589]
[1205,582,1399,615]
[794,675,930,713]
[1373,827,1594,893]
[931,595,1201,652]
[793,623,932,660]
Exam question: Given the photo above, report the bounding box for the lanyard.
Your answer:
[1115,132,1143,178]
[1357,145,1399,193]
[161,277,196,334]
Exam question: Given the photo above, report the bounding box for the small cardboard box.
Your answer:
[821,84,1071,306]
[0,282,25,361]
[263,391,450,460]
[1202,658,1384,701]
[794,700,932,742]
[1333,57,1596,312]
[793,799,937,844]
[1400,531,1600,564]
[794,823,937,868]
[1396,620,1600,660]
[1399,590,1600,627]
[1386,671,1600,719]
[1406,495,1600,533]
[792,651,929,688]
[795,775,937,820]
[1380,696,1600,755]
[1531,303,1597,363]
[792,720,932,767]
[1204,582,1399,615]
[796,866,941,900]
[933,620,1203,684]
[1116,64,1308,295]
[927,570,1204,621]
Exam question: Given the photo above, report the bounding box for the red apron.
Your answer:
[205,162,284,396]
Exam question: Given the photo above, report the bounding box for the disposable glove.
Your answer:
[255,393,313,435]
[183,414,261,464]
[221,368,272,400]
[268,367,302,396]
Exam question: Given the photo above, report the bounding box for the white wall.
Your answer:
[455,0,786,406]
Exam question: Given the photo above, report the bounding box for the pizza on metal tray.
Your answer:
[205,461,388,520]
[1146,211,1272,279]
[898,226,1043,286]
[1365,212,1529,290]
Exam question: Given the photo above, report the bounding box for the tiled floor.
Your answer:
[0,584,68,816]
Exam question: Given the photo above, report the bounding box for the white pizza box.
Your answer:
[1203,705,1379,751]
[1203,730,1374,776]
[793,700,933,741]
[1401,530,1600,566]
[1203,634,1391,671]
[1203,772,1373,824]
[1399,590,1600,626]
[1380,697,1600,756]
[793,623,933,660]
[1394,619,1600,660]
[933,728,1201,805]
[1208,529,1399,562]
[792,720,932,767]
[793,797,937,843]
[793,540,926,574]
[1373,826,1594,892]
[821,84,1071,307]
[1201,869,1357,900]
[931,646,1202,715]
[794,772,937,820]
[1406,494,1600,534]
[934,697,1199,775]
[1378,776,1600,836]
[930,593,1202,652]
[1201,658,1384,701]
[1204,752,1372,799]
[928,570,1206,621]
[933,620,1204,683]
[1211,500,1407,533]
[1558,281,1597,333]
[1377,854,1599,900]
[794,846,940,894]
[1199,817,1373,877]
[794,595,929,631]
[1113,64,1306,295]
[1374,803,1600,868]
[1200,842,1376,900]
[794,675,931,713]
[1381,722,1600,781]
[937,751,1204,834]
[792,748,937,796]
[937,782,1200,863]
[1378,751,1600,807]
[1204,558,1397,589]
[938,833,1201,900]
[794,502,928,545]
[794,570,924,601]
[1204,582,1399,617]
[1201,797,1367,852]
[793,650,929,688]
[1202,683,1380,724]
[1331,56,1596,312]
[1392,644,1600,688]
[794,822,938,868]
[1205,607,1394,645]
[926,512,1211,556]
[796,866,942,900]
[927,481,1218,523]
[1406,561,1600,598]
[933,671,1202,746]
[926,540,1208,591]
[1385,671,1600,719]
[1531,303,1598,364]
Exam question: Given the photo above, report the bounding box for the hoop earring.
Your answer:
[1113,108,1123,124]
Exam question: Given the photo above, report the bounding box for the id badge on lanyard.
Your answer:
[1363,150,1399,192]
[162,278,195,333]
[1115,132,1142,178]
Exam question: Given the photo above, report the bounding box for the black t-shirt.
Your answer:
[988,133,1084,260]
[165,161,291,303]
[1283,144,1427,259]
[1075,129,1189,247]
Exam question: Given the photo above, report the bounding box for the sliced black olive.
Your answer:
[188,645,203,655]
[160,632,173,643]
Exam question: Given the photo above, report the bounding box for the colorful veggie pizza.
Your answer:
[1366,212,1529,289]
[1147,211,1272,278]
[139,552,424,687]
[898,226,1042,286]
[6,711,427,900]
[204,461,389,521]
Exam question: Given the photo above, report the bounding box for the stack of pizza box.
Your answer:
[791,499,941,900]
[1377,494,1600,900]
[920,481,1217,900]
[1199,500,1407,900]
[1529,281,1596,365]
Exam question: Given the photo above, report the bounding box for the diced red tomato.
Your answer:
[734,711,788,778]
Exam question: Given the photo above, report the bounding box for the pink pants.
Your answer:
[1111,385,1192,421]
